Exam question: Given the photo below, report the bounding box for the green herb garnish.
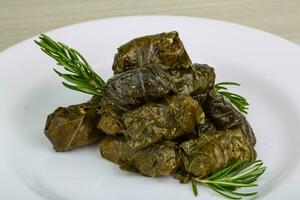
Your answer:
[192,160,266,199]
[35,34,105,96]
[215,82,249,114]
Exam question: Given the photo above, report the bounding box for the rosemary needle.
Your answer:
[192,180,198,196]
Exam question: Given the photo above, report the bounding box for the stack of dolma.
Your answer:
[44,31,257,182]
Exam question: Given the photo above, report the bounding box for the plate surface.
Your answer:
[1,16,300,200]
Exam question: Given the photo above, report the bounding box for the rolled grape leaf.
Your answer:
[98,63,215,135]
[180,129,256,178]
[104,63,215,110]
[45,96,102,152]
[203,89,256,146]
[99,136,181,177]
[112,31,192,74]
[122,95,205,149]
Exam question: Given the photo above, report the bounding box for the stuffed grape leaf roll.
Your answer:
[203,89,256,146]
[112,31,192,74]
[104,63,215,111]
[45,96,102,152]
[122,95,205,149]
[99,136,181,177]
[180,129,256,178]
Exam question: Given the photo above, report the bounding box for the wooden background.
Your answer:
[1,0,300,50]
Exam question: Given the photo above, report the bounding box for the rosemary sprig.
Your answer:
[35,34,105,96]
[214,82,249,114]
[192,160,266,199]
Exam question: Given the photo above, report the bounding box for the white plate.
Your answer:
[1,16,300,200]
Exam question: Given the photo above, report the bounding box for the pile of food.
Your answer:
[36,31,265,199]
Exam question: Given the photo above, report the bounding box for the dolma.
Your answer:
[122,95,205,149]
[45,96,102,152]
[104,63,215,110]
[99,136,181,177]
[98,63,215,135]
[203,89,256,146]
[112,31,192,74]
[180,129,256,178]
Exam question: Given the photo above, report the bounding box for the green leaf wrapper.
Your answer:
[112,31,192,74]
[123,95,205,149]
[180,129,256,179]
[44,96,102,152]
[203,89,256,146]
[99,136,181,177]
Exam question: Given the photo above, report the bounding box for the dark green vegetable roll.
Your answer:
[123,95,205,149]
[203,89,256,146]
[99,136,181,177]
[112,31,192,74]
[45,96,102,152]
[180,129,256,178]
